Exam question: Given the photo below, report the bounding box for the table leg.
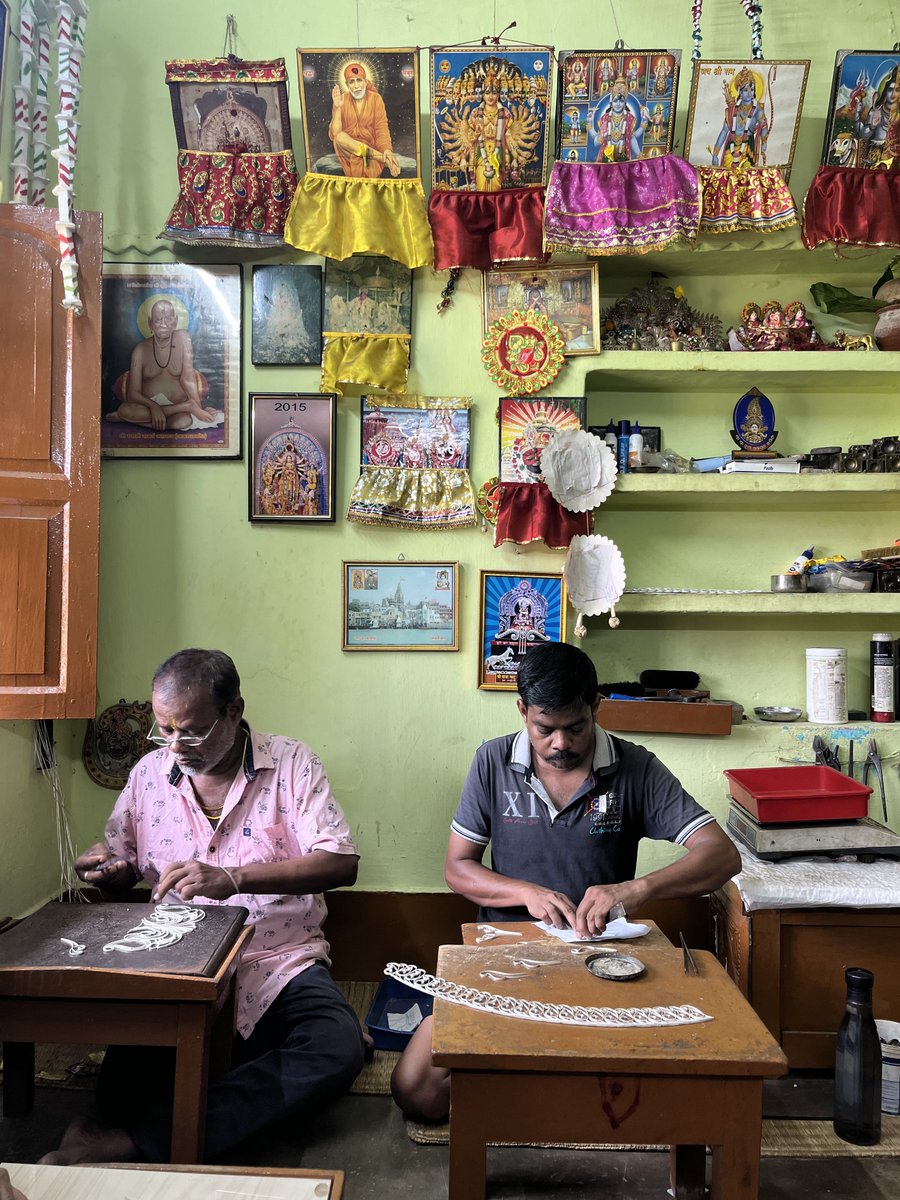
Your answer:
[670,1144,707,1198]
[170,1006,212,1163]
[710,1125,760,1200]
[1,1042,35,1117]
[447,1076,487,1200]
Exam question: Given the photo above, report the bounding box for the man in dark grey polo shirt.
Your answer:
[391,641,740,1121]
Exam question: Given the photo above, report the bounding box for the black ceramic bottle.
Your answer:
[833,967,882,1145]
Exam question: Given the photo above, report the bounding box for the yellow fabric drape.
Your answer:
[284,174,434,268]
[320,334,410,395]
[346,466,476,529]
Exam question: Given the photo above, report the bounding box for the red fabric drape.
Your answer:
[493,482,591,550]
[802,165,900,250]
[428,187,546,270]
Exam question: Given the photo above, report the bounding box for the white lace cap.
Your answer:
[540,430,617,512]
[564,534,627,633]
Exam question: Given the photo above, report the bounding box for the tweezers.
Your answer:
[680,932,699,976]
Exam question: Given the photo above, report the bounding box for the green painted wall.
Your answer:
[2,0,899,918]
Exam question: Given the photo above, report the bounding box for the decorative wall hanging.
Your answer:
[428,45,552,270]
[100,262,242,459]
[483,262,600,356]
[285,48,433,269]
[482,310,565,395]
[346,396,476,529]
[540,430,618,512]
[564,534,628,635]
[161,57,298,247]
[251,265,323,366]
[321,254,412,395]
[249,393,336,522]
[803,49,900,251]
[82,699,153,790]
[478,571,567,690]
[342,561,459,651]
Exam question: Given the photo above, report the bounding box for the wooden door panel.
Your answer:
[0,517,49,674]
[0,234,54,461]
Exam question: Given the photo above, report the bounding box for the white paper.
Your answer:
[533,916,651,942]
[386,1002,424,1032]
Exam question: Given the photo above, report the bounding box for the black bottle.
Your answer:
[833,967,882,1145]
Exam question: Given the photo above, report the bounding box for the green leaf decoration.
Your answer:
[809,282,885,315]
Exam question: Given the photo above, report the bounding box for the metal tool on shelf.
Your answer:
[679,932,699,976]
[813,735,841,772]
[863,740,888,822]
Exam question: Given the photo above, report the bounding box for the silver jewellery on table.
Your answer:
[102,904,206,954]
[59,938,86,957]
[474,924,523,943]
[384,962,712,1028]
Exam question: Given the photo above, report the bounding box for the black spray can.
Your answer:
[870,633,896,723]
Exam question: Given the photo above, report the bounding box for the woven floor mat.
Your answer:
[336,979,401,1096]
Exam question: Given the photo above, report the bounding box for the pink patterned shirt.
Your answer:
[104,725,358,1038]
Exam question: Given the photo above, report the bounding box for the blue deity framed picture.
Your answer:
[479,571,567,690]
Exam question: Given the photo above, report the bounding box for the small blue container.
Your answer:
[365,978,433,1050]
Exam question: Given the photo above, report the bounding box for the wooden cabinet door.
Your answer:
[0,205,101,718]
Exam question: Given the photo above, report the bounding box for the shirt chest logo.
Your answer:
[502,790,542,820]
[587,791,622,835]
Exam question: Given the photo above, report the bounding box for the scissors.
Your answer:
[863,740,888,823]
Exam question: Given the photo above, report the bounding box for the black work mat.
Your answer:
[0,902,249,977]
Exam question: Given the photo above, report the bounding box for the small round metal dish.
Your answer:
[584,952,646,981]
[754,706,802,722]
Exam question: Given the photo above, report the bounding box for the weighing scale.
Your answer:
[727,802,900,861]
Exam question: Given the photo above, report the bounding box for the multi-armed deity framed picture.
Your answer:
[248,393,336,522]
[478,571,567,690]
[342,561,459,651]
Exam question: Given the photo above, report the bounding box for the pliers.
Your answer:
[862,740,888,823]
[813,735,840,772]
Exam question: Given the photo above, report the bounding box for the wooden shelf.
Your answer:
[610,473,900,511]
[617,592,900,616]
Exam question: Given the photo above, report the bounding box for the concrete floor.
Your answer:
[0,1072,896,1199]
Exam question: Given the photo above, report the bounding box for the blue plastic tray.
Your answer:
[365,978,433,1051]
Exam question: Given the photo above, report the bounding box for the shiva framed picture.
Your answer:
[342,561,459,651]
[555,48,681,164]
[821,50,900,168]
[479,571,567,690]
[251,264,323,365]
[249,393,336,522]
[498,396,587,484]
[100,262,242,459]
[323,254,413,338]
[430,46,552,191]
[683,59,810,179]
[297,48,421,178]
[483,263,600,356]
[166,59,293,154]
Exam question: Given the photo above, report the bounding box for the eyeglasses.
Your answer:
[146,718,220,748]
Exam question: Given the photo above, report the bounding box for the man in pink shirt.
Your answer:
[40,648,364,1165]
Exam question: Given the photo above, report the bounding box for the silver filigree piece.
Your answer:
[59,937,86,957]
[474,924,523,943]
[102,903,206,954]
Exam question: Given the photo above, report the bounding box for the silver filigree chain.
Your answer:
[102,903,206,954]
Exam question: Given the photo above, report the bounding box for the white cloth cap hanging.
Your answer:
[540,429,617,512]
[564,533,627,634]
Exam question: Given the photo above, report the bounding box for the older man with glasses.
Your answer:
[40,648,364,1166]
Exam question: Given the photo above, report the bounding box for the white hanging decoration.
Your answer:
[563,533,627,635]
[540,429,618,513]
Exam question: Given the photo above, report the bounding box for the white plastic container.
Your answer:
[806,647,848,724]
[876,1019,900,1115]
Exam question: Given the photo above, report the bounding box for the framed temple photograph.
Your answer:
[323,254,412,337]
[822,50,900,168]
[483,263,600,356]
[251,265,323,365]
[166,62,292,154]
[100,263,242,459]
[479,571,567,690]
[683,59,809,179]
[342,561,459,651]
[249,393,336,522]
[498,396,587,483]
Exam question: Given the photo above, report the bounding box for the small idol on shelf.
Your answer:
[728,300,822,351]
[599,280,725,351]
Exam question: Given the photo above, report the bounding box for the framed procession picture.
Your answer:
[822,50,900,169]
[360,397,470,468]
[684,59,810,179]
[249,393,336,522]
[297,47,421,178]
[100,263,242,459]
[483,263,600,356]
[167,64,292,153]
[555,48,681,163]
[479,571,567,690]
[430,46,553,191]
[251,265,323,365]
[323,254,412,337]
[342,561,459,651]
[498,396,587,483]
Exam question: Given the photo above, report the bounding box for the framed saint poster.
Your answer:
[100,263,242,459]
[498,396,587,483]
[684,59,810,179]
[479,571,567,690]
[251,265,323,365]
[323,254,412,337]
[822,50,900,168]
[342,561,459,650]
[430,46,552,190]
[249,393,336,522]
[555,48,681,163]
[483,263,600,356]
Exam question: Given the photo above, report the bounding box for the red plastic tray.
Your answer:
[723,765,872,824]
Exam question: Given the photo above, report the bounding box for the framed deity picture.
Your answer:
[167,62,292,153]
[360,397,470,468]
[297,48,421,178]
[498,396,587,483]
[0,2,9,149]
[100,263,242,459]
[822,50,900,168]
[251,265,323,365]
[479,571,567,690]
[249,393,336,522]
[555,48,681,163]
[342,561,459,651]
[483,263,600,356]
[430,46,553,191]
[684,59,809,179]
[323,254,412,338]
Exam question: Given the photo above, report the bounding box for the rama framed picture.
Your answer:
[249,393,336,522]
[483,263,600,356]
[498,396,587,483]
[251,265,323,365]
[342,561,459,651]
[822,49,900,168]
[100,262,242,459]
[479,571,567,690]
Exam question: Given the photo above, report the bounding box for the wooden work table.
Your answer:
[433,921,787,1200]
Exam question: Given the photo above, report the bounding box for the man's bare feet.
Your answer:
[37,1115,139,1165]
